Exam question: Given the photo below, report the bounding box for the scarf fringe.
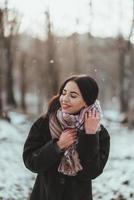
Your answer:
[58,149,83,176]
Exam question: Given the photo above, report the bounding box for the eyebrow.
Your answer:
[63,89,80,96]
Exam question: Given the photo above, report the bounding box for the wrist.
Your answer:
[86,132,96,134]
[57,141,64,150]
[85,129,97,134]
[54,141,64,154]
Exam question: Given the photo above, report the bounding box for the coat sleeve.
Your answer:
[23,116,63,173]
[76,125,110,180]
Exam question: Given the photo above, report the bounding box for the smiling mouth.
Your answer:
[62,104,71,109]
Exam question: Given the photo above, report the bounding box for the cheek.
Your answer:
[76,99,86,108]
[72,99,83,107]
[59,96,62,104]
[59,95,65,105]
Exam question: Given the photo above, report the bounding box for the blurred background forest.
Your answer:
[0,0,134,199]
[0,0,134,125]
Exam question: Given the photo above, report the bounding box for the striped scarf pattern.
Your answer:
[49,100,102,176]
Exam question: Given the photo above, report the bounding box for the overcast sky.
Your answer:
[0,0,133,39]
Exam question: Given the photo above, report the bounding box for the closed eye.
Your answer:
[61,89,80,98]
[70,94,77,98]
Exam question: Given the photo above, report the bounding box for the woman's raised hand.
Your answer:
[84,110,100,134]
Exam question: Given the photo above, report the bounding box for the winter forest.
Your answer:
[0,0,134,199]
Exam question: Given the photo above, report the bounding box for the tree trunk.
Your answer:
[119,50,128,112]
[45,9,59,99]
[20,53,27,112]
[0,9,4,116]
[118,36,130,113]
[0,62,2,116]
[5,37,17,107]
[72,32,80,73]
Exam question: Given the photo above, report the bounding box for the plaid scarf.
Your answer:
[49,100,102,176]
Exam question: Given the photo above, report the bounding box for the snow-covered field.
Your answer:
[0,111,134,200]
[0,112,35,200]
[93,120,134,200]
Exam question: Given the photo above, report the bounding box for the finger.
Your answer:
[67,133,77,140]
[89,110,96,119]
[67,128,76,133]
[84,112,88,119]
[69,134,77,140]
[96,112,100,119]
[93,109,101,118]
[88,110,92,117]
[70,129,77,134]
[93,112,100,120]
[63,129,76,134]
[65,138,76,147]
[63,129,69,133]
[68,132,77,137]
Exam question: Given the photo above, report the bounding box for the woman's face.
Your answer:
[59,81,87,114]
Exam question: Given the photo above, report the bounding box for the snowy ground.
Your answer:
[93,120,134,200]
[0,112,35,200]
[0,111,134,200]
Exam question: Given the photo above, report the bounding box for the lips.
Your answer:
[61,103,71,109]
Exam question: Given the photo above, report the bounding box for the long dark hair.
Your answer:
[46,74,99,116]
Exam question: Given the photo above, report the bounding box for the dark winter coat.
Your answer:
[23,114,110,200]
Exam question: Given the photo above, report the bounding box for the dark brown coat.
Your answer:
[23,115,110,200]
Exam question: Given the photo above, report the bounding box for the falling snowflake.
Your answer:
[94,69,97,72]
[50,60,54,63]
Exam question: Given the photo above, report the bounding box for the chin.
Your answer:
[62,109,79,115]
[61,108,72,114]
[62,109,71,114]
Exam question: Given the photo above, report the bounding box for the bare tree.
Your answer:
[126,0,134,126]
[88,0,93,35]
[45,8,59,99]
[118,0,134,115]
[116,0,134,127]
[72,19,80,73]
[0,9,4,116]
[3,1,21,107]
[20,52,27,112]
[117,35,129,112]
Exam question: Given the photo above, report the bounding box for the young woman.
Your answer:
[23,74,110,200]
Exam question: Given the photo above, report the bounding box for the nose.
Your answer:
[62,94,70,103]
